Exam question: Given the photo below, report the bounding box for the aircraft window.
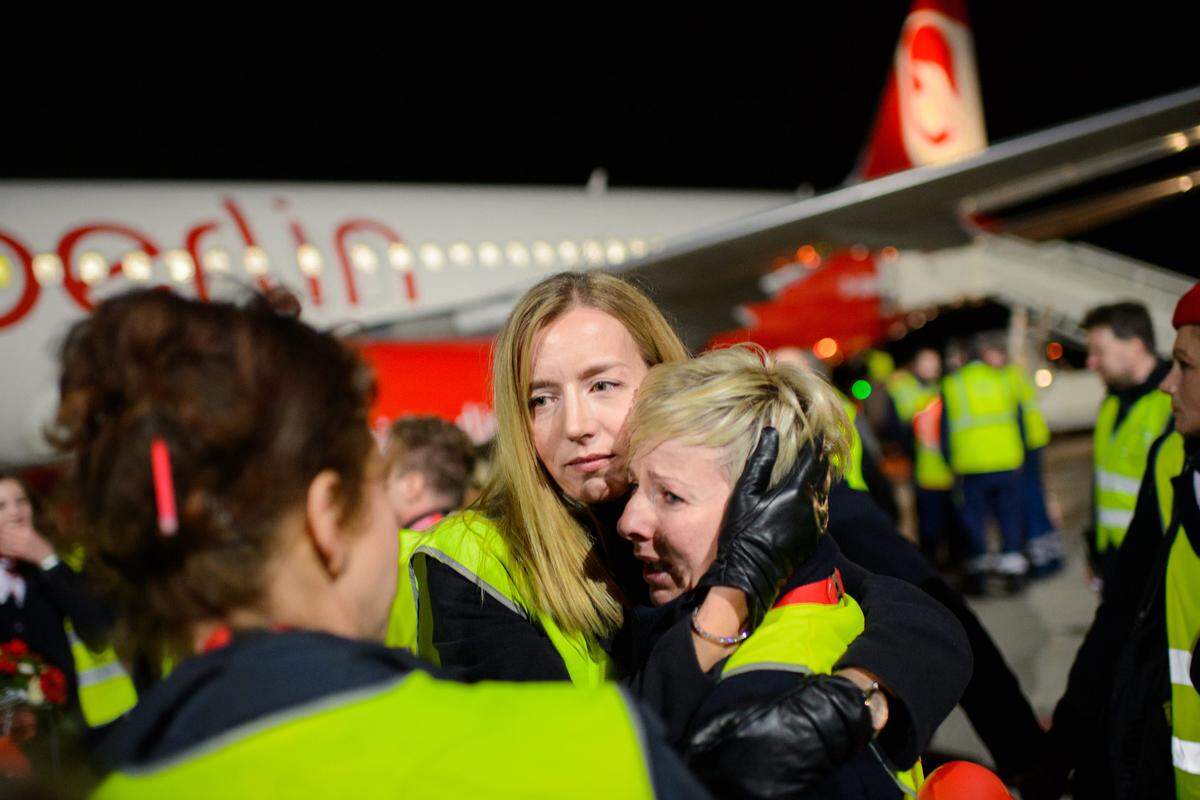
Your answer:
[204,248,232,273]
[531,240,555,268]
[506,241,530,268]
[123,251,154,282]
[419,243,445,271]
[448,242,474,267]
[79,251,108,285]
[165,250,195,283]
[556,241,579,267]
[387,243,413,271]
[297,244,324,276]
[628,239,648,258]
[350,244,379,274]
[32,254,64,286]
[243,246,270,277]
[582,239,604,267]
[605,240,626,265]
[478,241,502,268]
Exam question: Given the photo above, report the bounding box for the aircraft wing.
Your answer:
[622,88,1200,347]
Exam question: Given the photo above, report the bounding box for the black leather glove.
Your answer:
[683,674,874,799]
[697,427,826,630]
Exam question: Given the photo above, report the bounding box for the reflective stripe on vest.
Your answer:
[407,512,613,687]
[840,396,868,492]
[941,363,1024,475]
[911,387,954,491]
[1005,364,1051,450]
[384,531,423,653]
[94,670,656,799]
[1165,517,1200,792]
[1094,391,1174,555]
[66,624,138,728]
[720,579,922,793]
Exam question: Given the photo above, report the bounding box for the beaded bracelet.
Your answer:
[690,608,750,646]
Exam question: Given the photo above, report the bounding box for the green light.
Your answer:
[851,379,872,400]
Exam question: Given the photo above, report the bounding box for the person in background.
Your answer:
[1082,301,1173,586]
[0,472,134,733]
[941,332,1028,595]
[904,348,961,569]
[382,416,477,532]
[1027,286,1200,800]
[982,340,1065,578]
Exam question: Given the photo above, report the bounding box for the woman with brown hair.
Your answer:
[55,288,711,798]
[406,271,971,763]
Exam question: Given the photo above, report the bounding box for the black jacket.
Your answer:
[826,482,1044,778]
[1046,432,1197,799]
[422,499,972,765]
[99,630,711,799]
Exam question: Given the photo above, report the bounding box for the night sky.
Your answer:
[6,4,1197,191]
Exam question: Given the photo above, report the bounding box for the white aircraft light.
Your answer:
[478,242,502,268]
[1179,175,1194,193]
[32,254,63,286]
[506,241,530,268]
[419,243,445,271]
[350,243,379,273]
[297,244,324,276]
[1170,132,1190,152]
[531,240,555,267]
[387,243,414,271]
[79,251,108,285]
[203,248,231,273]
[122,251,154,281]
[582,239,604,266]
[243,246,270,276]
[557,241,580,267]
[448,242,474,267]
[605,240,626,265]
[628,239,648,258]
[164,249,195,283]
[1035,369,1054,388]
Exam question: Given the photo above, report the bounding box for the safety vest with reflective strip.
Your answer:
[1148,431,1200,796]
[1005,364,1051,450]
[406,512,614,687]
[887,370,924,424]
[384,532,422,653]
[1094,390,1174,555]
[910,386,954,491]
[65,623,137,728]
[941,362,1025,475]
[94,669,655,800]
[840,396,868,492]
[721,575,923,795]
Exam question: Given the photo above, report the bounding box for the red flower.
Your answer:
[0,640,28,657]
[39,667,68,706]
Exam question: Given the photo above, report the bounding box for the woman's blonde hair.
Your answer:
[625,344,851,524]
[478,271,690,639]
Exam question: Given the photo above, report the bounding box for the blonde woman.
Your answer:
[620,345,950,798]
[406,272,969,755]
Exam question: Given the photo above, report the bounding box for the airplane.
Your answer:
[2,0,1199,467]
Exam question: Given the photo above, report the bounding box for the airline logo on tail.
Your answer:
[860,0,987,179]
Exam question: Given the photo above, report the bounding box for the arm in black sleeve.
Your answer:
[615,598,719,745]
[834,548,973,767]
[422,558,570,682]
[1043,466,1165,780]
[623,692,714,800]
[37,561,115,650]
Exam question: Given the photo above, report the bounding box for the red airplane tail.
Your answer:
[858,0,987,180]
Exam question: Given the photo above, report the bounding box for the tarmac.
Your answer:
[927,432,1098,776]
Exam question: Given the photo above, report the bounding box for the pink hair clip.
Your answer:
[150,438,178,537]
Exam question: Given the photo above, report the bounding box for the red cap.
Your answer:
[1174,282,1200,329]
